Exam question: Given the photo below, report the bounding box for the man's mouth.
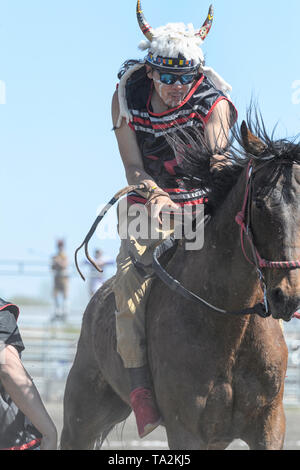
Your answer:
[169,93,183,99]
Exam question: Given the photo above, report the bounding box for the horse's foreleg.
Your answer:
[243,400,286,450]
[164,418,205,450]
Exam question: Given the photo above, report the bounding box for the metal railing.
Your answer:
[19,324,300,406]
[0,259,79,277]
[0,259,115,278]
[21,325,79,402]
[285,332,300,405]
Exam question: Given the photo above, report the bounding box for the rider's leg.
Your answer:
[114,235,162,438]
[113,205,173,437]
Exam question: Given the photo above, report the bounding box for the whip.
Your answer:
[74,184,148,281]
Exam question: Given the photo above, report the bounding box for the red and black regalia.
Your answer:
[123,67,238,208]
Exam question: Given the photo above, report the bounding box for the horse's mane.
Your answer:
[231,106,300,166]
[170,104,300,213]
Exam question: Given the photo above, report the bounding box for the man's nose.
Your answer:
[172,81,183,87]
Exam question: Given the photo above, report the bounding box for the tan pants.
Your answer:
[113,204,174,368]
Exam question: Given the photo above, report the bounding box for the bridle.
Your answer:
[152,161,300,319]
[236,161,300,269]
[235,161,300,315]
[75,163,300,320]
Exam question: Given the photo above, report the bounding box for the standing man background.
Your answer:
[51,239,70,321]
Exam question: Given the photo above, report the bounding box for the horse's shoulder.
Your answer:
[240,317,288,371]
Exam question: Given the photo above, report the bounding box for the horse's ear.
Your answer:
[240,121,266,156]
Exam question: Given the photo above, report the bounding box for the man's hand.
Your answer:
[210,152,233,172]
[146,195,180,225]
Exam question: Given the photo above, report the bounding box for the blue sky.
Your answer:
[1,0,300,301]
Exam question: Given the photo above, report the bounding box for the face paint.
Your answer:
[152,73,194,109]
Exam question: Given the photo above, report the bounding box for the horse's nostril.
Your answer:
[270,288,285,305]
[268,288,300,322]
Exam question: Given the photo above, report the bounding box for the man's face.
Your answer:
[148,68,196,109]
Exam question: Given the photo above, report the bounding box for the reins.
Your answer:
[152,235,270,318]
[75,162,300,320]
[152,161,300,318]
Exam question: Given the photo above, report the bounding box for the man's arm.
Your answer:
[0,345,57,450]
[111,90,179,222]
[112,90,159,189]
[204,99,233,170]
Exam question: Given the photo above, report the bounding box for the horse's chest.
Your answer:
[201,354,284,427]
[232,365,283,410]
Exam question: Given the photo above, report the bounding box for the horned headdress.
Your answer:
[137,0,213,70]
[116,1,232,127]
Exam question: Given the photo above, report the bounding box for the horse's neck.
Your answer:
[180,167,261,314]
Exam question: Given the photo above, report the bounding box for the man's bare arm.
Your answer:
[111,90,178,220]
[112,90,159,190]
[204,99,233,170]
[0,345,57,450]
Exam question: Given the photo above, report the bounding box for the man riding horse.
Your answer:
[111,1,237,438]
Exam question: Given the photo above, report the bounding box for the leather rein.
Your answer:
[75,163,300,319]
[153,161,300,319]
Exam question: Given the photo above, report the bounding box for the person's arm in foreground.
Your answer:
[0,345,57,450]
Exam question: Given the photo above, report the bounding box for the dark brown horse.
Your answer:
[61,116,300,450]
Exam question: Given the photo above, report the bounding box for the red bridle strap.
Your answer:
[235,162,300,270]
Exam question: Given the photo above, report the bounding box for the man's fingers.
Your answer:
[147,197,181,225]
[152,203,162,219]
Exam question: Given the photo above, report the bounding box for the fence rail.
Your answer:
[21,326,79,402]
[0,259,115,277]
[20,325,300,405]
[0,259,78,277]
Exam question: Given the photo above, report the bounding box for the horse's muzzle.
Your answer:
[268,287,300,322]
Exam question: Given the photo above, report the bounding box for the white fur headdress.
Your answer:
[139,22,205,68]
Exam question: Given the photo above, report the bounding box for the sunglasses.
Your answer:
[158,72,198,85]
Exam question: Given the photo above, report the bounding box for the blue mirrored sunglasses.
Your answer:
[158,72,198,85]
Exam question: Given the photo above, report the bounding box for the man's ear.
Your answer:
[241,121,267,156]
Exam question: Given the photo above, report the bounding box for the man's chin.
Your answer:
[166,97,184,108]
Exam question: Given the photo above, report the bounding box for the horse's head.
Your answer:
[241,121,300,321]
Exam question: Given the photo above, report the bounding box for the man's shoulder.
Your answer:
[190,75,237,121]
[0,299,19,320]
[0,300,24,355]
[0,298,10,309]
[192,74,225,100]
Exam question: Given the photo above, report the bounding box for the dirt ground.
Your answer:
[47,402,300,450]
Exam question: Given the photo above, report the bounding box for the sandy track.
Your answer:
[46,402,300,450]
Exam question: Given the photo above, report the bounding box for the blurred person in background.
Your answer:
[50,239,70,322]
[0,298,57,450]
[87,249,114,297]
